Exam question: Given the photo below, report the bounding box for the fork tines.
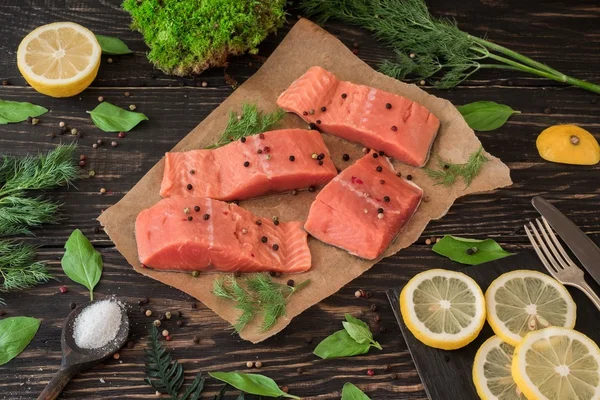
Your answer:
[525,217,576,276]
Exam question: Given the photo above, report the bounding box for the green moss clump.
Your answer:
[123,0,287,76]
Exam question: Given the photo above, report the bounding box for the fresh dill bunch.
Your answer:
[0,240,52,303]
[301,0,600,93]
[212,274,310,333]
[425,146,489,187]
[206,104,286,149]
[0,196,60,236]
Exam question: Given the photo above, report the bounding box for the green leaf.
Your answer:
[0,99,48,124]
[457,101,520,132]
[95,34,132,55]
[0,317,40,365]
[342,382,371,400]
[313,330,372,359]
[208,372,300,399]
[432,235,514,266]
[343,314,373,345]
[61,229,103,300]
[87,102,148,132]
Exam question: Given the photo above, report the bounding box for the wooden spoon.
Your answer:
[37,300,130,400]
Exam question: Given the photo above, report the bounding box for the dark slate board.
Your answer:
[387,244,600,400]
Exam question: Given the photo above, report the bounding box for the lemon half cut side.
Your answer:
[17,22,101,97]
[400,269,486,350]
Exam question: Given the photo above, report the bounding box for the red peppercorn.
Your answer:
[59,285,68,293]
[165,335,172,341]
[391,126,398,131]
[367,369,375,376]
[263,146,270,153]
[118,132,126,138]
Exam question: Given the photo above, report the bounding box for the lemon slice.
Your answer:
[17,22,101,98]
[400,269,486,350]
[486,270,576,347]
[512,327,600,400]
[473,335,526,400]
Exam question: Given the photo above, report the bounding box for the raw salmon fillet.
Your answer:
[277,66,440,167]
[136,196,311,273]
[160,128,337,201]
[304,152,422,259]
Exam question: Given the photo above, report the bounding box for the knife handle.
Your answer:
[573,280,600,311]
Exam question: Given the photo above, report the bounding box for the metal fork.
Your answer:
[525,217,600,311]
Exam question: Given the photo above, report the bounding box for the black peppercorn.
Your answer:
[193,336,200,344]
[256,220,262,226]
[318,153,325,160]
[187,184,193,190]
[320,106,326,112]
[234,271,242,278]
[378,150,384,156]
[316,120,321,124]
[384,196,390,202]
[385,103,392,109]
[194,206,200,212]
[240,137,246,143]
[176,320,184,327]
[308,123,316,130]
[342,153,350,161]
[377,208,384,214]
[261,236,268,243]
[341,93,347,99]
[70,302,77,310]
[93,226,100,234]
[373,153,378,158]
[370,304,377,311]
[302,111,308,115]
[289,155,295,161]
[466,247,478,255]
[274,220,280,226]
[406,174,412,180]
[272,244,279,251]
[243,161,250,167]
[190,169,195,174]
[318,160,323,165]
[257,149,263,154]
[287,279,294,287]
[391,125,398,131]
[187,216,193,221]
[380,180,385,184]
[308,186,316,192]
[443,164,450,170]
[269,271,277,277]
[376,166,383,172]
[203,214,210,220]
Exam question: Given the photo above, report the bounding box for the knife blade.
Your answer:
[532,196,600,287]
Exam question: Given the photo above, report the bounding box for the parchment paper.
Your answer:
[98,19,512,343]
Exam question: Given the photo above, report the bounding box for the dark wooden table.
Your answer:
[1,1,599,399]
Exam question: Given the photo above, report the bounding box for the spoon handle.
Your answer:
[37,365,79,400]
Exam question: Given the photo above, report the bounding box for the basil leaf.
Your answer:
[0,317,40,365]
[432,235,513,265]
[313,330,371,359]
[208,372,300,399]
[457,101,520,132]
[87,102,148,132]
[342,314,372,345]
[95,34,133,55]
[0,99,48,124]
[61,229,103,300]
[342,382,371,400]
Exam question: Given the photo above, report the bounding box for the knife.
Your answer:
[532,196,600,287]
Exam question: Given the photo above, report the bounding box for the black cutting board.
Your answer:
[386,243,600,400]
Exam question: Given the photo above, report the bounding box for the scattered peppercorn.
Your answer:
[272,244,279,251]
[255,361,263,369]
[296,367,304,374]
[203,214,210,220]
[372,153,379,159]
[145,310,152,317]
[380,326,387,333]
[187,184,193,190]
[376,166,383,172]
[1,80,7,86]
[246,361,254,368]
[100,188,107,194]
[383,196,391,202]
[308,186,316,192]
[355,290,363,298]
[281,386,289,393]
[111,141,118,147]
[287,279,294,287]
[316,119,321,124]
[70,302,77,310]
[291,190,297,196]
[320,106,326,112]
[97,96,104,102]
[377,213,384,219]
[425,238,432,245]
[367,369,375,376]
[308,123,316,130]
[261,236,268,243]
[406,174,412,180]
[420,80,426,86]
[192,336,200,344]
[256,220,262,226]
[162,330,169,337]
[257,149,263,154]
[243,161,250,167]
[304,337,313,344]
[318,160,323,165]
[396,172,402,177]
[289,155,295,161]
[234,271,242,277]
[385,103,392,109]
[79,160,86,167]
[113,353,120,360]
[259,133,265,139]
[544,107,553,114]
[97,139,103,145]
[466,247,478,255]
[365,291,372,299]
[391,125,398,131]
[342,153,350,161]
[0,310,6,316]
[92,143,98,149]
[191,303,197,309]
[187,216,194,221]
[201,81,208,87]
[378,151,384,156]
[374,315,381,323]
[31,118,39,125]
[93,226,100,234]
[370,304,377,311]
[302,111,308,116]
[165,335,172,341]
[309,109,315,115]
[70,128,77,135]
[153,320,161,327]
[274,220,280,226]
[190,169,195,175]
[176,320,184,327]
[377,208,384,214]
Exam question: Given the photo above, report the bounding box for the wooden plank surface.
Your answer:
[0,0,599,399]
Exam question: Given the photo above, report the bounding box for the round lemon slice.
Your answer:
[400,269,486,350]
[512,327,600,400]
[473,335,526,400]
[486,270,576,347]
[17,22,101,98]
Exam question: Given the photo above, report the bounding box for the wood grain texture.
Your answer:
[0,0,599,398]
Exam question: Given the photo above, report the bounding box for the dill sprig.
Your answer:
[301,0,600,94]
[0,241,52,304]
[205,103,286,149]
[144,324,206,400]
[425,146,488,187]
[213,274,310,333]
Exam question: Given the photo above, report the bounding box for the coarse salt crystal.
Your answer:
[73,299,122,349]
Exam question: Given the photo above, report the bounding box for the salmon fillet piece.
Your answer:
[160,128,337,201]
[277,66,440,167]
[304,152,422,259]
[136,196,311,273]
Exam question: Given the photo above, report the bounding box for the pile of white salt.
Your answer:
[73,299,123,349]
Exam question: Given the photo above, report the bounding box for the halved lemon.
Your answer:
[473,335,526,400]
[400,269,486,350]
[512,327,600,400]
[17,22,101,97]
[486,270,576,347]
